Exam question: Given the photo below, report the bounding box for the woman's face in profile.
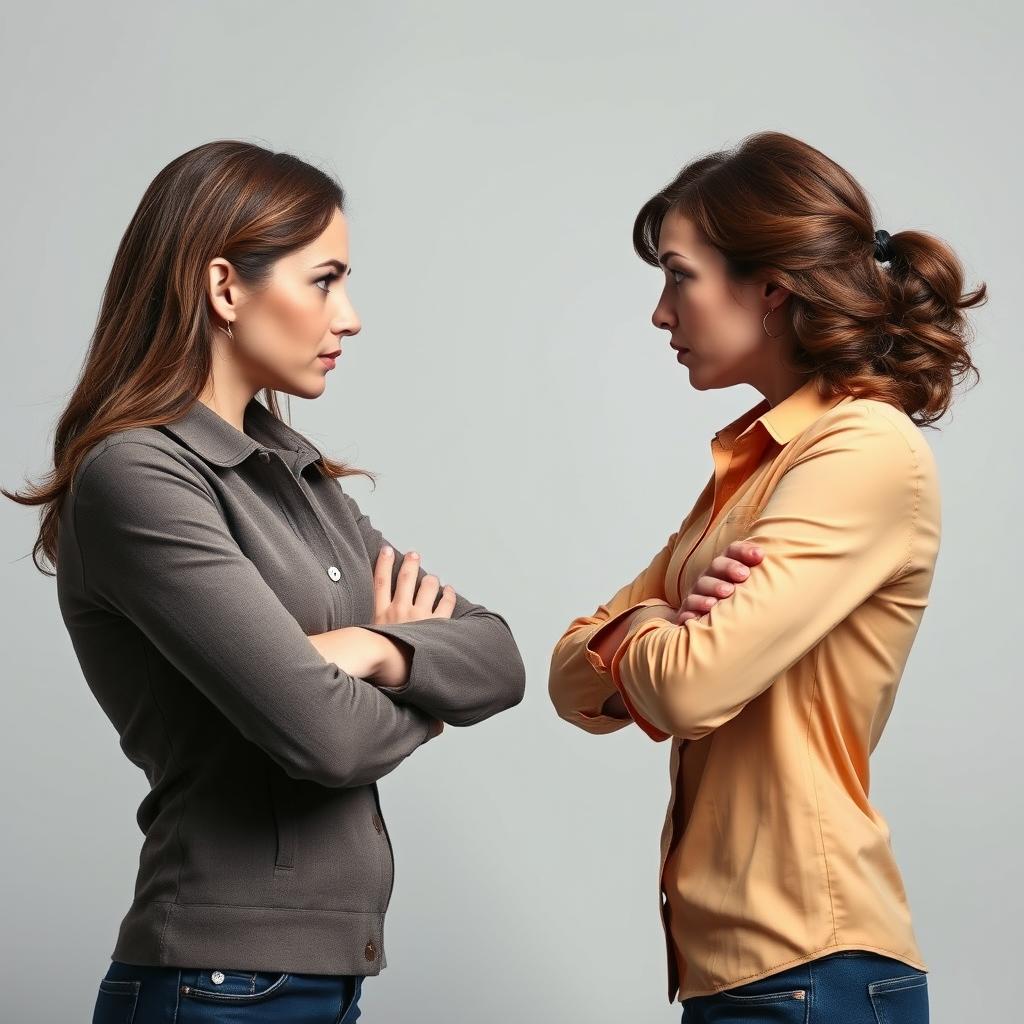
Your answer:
[207,206,361,399]
[652,208,789,392]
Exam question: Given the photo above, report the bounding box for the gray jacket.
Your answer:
[56,396,526,975]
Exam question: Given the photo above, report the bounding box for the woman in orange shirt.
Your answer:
[549,130,984,1023]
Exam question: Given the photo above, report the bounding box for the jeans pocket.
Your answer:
[92,978,140,1024]
[868,972,929,1024]
[336,975,364,1024]
[180,968,291,1003]
[709,976,809,1023]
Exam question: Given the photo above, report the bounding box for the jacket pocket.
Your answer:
[371,785,395,911]
[266,764,296,870]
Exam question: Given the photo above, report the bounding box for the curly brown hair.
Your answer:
[632,130,985,424]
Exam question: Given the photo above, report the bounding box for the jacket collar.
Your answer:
[714,377,849,450]
[161,396,323,474]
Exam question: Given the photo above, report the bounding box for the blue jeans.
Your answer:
[91,959,364,1023]
[680,951,929,1022]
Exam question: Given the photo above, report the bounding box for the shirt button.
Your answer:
[327,566,341,581]
[211,971,225,984]
[372,813,383,834]
[364,941,377,962]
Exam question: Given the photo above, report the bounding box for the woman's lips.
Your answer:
[318,353,338,369]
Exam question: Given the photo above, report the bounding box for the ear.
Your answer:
[207,256,242,328]
[763,280,792,310]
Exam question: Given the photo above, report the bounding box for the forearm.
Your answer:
[591,603,675,668]
[308,627,412,687]
[593,605,675,718]
[590,613,634,671]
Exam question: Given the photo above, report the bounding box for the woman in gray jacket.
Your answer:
[6,140,525,1023]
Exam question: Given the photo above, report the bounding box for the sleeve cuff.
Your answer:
[609,614,676,742]
[583,598,672,674]
[358,621,437,700]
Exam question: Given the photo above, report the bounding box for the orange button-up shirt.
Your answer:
[548,379,941,1003]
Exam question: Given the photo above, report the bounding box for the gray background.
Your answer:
[2,2,1019,1021]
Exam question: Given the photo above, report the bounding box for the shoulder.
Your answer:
[793,396,937,479]
[76,429,207,488]
[72,429,217,520]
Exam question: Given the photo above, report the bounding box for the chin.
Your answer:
[681,366,715,391]
[684,363,735,392]
[282,377,328,400]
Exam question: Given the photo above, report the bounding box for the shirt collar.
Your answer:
[714,377,849,450]
[161,396,323,474]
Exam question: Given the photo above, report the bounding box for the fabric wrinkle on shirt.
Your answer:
[548,377,941,1003]
[57,394,526,975]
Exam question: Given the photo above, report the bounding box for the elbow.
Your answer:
[547,679,579,726]
[489,623,528,711]
[489,643,527,712]
[505,656,527,709]
[494,666,526,717]
[547,679,629,736]
[290,757,394,790]
[449,656,526,727]
[279,751,359,789]
[651,692,723,741]
[617,654,727,740]
[274,734,371,789]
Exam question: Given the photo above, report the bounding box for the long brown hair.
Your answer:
[633,130,985,422]
[4,139,374,576]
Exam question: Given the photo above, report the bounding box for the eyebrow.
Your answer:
[311,259,350,275]
[657,250,692,268]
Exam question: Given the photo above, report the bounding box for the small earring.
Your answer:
[762,307,783,338]
[221,320,234,340]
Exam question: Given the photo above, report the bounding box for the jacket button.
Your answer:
[372,813,383,833]
[257,450,271,463]
[327,566,341,581]
[364,941,377,961]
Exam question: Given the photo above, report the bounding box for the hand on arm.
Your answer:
[601,407,921,741]
[308,543,457,737]
[72,442,439,788]
[332,489,526,726]
[596,541,765,718]
[548,516,690,734]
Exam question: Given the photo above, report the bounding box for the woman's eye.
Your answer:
[315,273,338,294]
[671,269,690,285]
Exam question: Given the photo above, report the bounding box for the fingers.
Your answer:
[413,572,457,617]
[373,545,396,617]
[693,573,740,598]
[698,542,765,592]
[676,542,764,622]
[432,585,457,618]
[392,549,421,608]
[680,589,722,618]
[412,571,441,613]
[719,540,764,566]
[374,545,457,622]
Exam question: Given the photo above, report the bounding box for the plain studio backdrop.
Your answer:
[1,3,1019,1021]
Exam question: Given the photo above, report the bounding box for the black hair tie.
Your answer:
[873,229,895,264]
